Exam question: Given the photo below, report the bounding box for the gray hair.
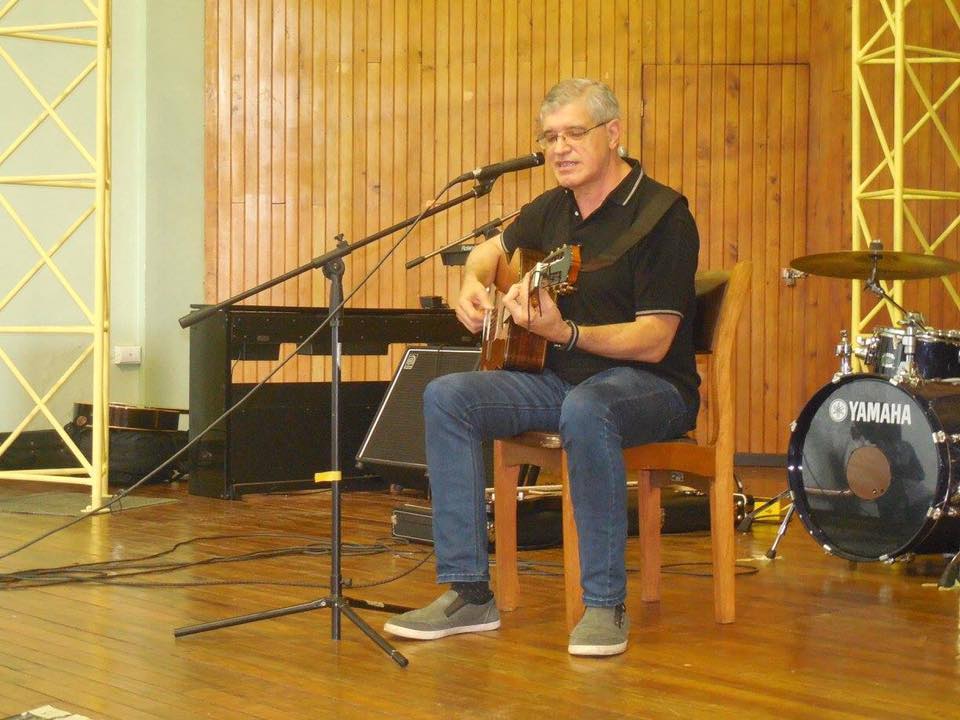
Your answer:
[538,78,620,126]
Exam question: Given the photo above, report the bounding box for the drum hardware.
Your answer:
[938,553,960,588]
[766,501,796,560]
[804,487,856,497]
[736,487,791,533]
[735,483,798,560]
[781,267,807,286]
[852,335,877,367]
[835,330,854,378]
[891,322,921,385]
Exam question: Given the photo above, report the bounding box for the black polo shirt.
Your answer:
[500,159,701,409]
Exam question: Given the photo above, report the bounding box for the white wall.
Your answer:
[0,1,203,431]
[142,0,204,409]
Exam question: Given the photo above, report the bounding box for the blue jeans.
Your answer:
[423,366,697,607]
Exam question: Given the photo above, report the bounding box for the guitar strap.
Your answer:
[579,175,681,273]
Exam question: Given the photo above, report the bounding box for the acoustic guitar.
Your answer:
[73,402,186,432]
[479,244,581,372]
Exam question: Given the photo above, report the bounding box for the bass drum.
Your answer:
[787,374,960,562]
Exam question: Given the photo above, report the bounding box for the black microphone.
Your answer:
[450,152,545,184]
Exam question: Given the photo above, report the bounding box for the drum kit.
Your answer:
[748,242,960,585]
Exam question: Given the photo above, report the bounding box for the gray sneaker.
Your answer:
[568,604,630,656]
[383,590,500,640]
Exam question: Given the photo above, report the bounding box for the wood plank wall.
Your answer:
[203,0,960,456]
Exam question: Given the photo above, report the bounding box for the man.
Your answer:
[384,78,700,656]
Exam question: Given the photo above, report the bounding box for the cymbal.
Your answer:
[791,250,960,280]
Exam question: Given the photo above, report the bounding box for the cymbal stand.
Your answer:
[862,244,926,382]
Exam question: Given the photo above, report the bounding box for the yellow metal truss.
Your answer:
[0,0,111,509]
[851,0,960,335]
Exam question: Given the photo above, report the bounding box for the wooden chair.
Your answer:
[492,261,752,631]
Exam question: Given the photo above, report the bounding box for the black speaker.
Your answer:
[356,346,487,488]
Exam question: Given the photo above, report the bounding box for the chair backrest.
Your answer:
[692,262,752,446]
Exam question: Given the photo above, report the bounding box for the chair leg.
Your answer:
[560,453,584,632]
[637,469,661,603]
[709,472,736,624]
[493,441,521,611]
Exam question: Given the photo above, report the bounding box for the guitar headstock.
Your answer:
[530,244,581,295]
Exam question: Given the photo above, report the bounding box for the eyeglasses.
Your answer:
[536,120,610,150]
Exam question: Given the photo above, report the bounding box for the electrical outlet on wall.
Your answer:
[113,345,142,365]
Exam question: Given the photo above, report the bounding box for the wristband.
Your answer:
[555,319,579,352]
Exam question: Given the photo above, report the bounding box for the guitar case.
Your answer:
[0,424,187,486]
[391,485,753,549]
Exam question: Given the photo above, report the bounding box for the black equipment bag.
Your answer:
[67,424,188,486]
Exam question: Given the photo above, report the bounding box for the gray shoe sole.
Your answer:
[568,638,628,656]
[383,617,501,640]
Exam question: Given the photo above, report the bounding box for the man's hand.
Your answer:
[502,272,571,345]
[455,276,493,334]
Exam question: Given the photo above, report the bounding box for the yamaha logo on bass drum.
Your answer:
[829,398,913,426]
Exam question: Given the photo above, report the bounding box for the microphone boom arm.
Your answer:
[405,208,520,270]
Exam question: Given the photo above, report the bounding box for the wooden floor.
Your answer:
[0,471,957,720]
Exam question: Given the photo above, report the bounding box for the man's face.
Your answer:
[539,100,618,191]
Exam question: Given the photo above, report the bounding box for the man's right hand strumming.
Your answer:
[454,236,512,334]
[455,276,493,334]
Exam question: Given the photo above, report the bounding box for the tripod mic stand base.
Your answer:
[173,596,409,668]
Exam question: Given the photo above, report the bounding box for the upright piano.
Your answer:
[188,304,476,498]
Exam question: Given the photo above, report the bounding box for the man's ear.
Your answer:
[605,118,622,149]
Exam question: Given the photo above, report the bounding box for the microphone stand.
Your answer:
[174,178,498,668]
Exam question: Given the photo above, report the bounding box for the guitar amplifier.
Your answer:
[356,346,491,490]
